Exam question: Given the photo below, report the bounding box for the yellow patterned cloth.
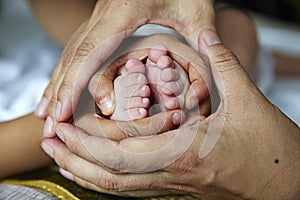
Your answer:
[0,166,202,200]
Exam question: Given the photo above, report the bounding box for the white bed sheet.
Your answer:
[0,1,299,126]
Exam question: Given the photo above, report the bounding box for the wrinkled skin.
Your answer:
[36,0,215,138]
[41,31,300,199]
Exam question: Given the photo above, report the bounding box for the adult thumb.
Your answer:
[198,29,252,100]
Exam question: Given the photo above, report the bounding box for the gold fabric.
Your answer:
[1,166,202,200]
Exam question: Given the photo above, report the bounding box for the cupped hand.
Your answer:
[35,0,215,137]
[41,30,300,199]
[88,33,211,118]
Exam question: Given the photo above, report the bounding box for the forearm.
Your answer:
[0,113,53,179]
[28,0,96,46]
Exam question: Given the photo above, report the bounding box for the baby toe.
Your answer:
[164,97,180,110]
[125,58,146,74]
[161,68,179,82]
[127,85,151,98]
[148,44,168,63]
[126,108,148,120]
[157,55,173,70]
[122,73,148,86]
[123,97,150,110]
[162,81,184,96]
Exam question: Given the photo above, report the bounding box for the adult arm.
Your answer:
[42,30,300,199]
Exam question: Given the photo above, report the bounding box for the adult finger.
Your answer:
[35,21,89,119]
[172,0,216,51]
[196,29,257,159]
[185,74,210,111]
[52,119,198,173]
[198,29,254,105]
[48,2,149,125]
[42,138,172,193]
[70,109,185,141]
[59,169,175,197]
[88,45,148,116]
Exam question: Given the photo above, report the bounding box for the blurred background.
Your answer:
[0,0,61,121]
[0,0,299,125]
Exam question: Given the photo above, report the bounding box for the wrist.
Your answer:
[256,155,300,200]
[255,108,300,200]
[216,107,300,200]
[245,111,300,200]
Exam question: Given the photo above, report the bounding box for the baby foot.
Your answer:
[110,58,150,121]
[146,45,190,115]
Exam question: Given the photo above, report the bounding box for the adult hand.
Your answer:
[87,34,211,117]
[41,30,300,199]
[35,0,215,137]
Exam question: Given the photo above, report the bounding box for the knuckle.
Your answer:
[59,81,82,99]
[55,151,72,171]
[213,50,241,73]
[95,173,119,192]
[68,142,81,157]
[44,82,55,96]
[169,151,201,173]
[59,81,74,92]
[48,98,57,116]
[60,50,74,70]
[146,117,165,135]
[74,37,97,61]
[122,122,140,137]
[49,97,57,108]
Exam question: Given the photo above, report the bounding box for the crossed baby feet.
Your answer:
[110,45,189,121]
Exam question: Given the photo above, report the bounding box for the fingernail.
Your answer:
[56,127,65,143]
[172,112,181,126]
[41,142,53,158]
[43,116,53,137]
[56,101,62,121]
[99,95,113,115]
[202,29,221,46]
[59,168,75,181]
[35,97,49,118]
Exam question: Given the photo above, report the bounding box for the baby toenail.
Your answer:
[171,99,176,106]
[142,98,148,104]
[139,108,146,115]
[172,112,181,125]
[141,85,147,91]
